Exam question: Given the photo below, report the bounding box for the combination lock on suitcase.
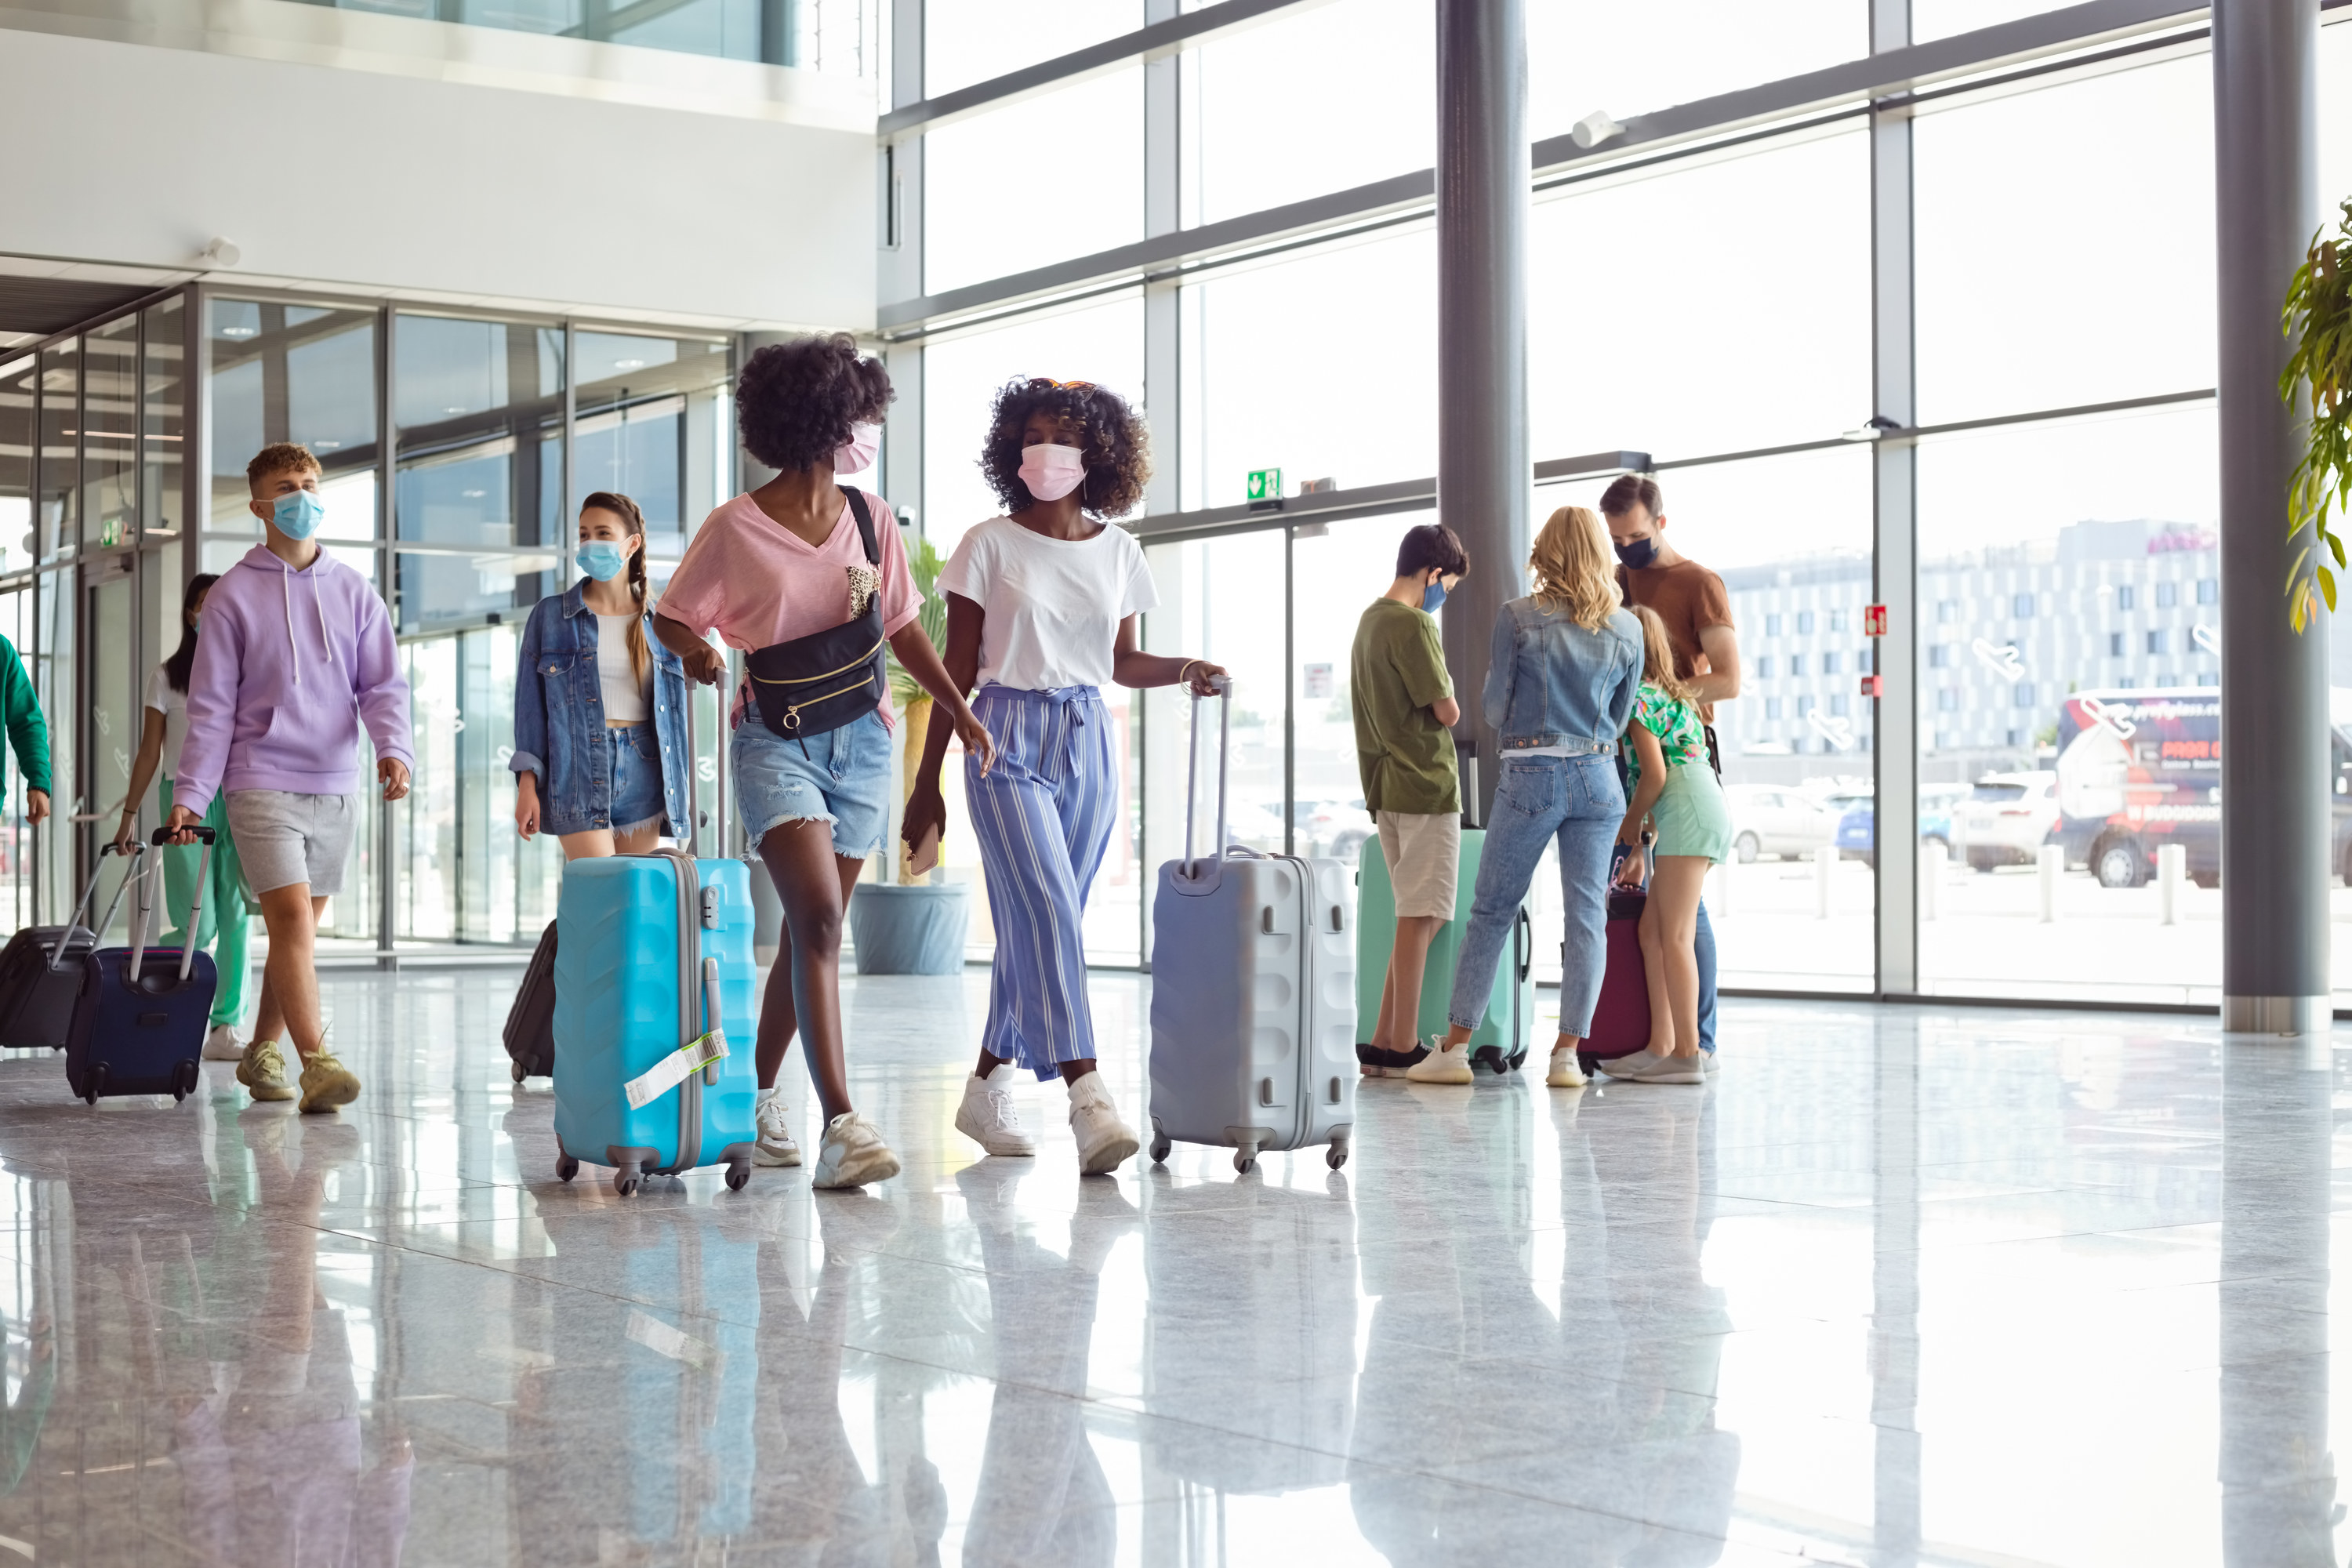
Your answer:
[1148,677,1356,1174]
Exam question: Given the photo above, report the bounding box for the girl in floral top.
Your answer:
[1612,605,1733,1081]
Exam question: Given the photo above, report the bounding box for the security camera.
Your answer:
[198,237,241,270]
[1570,111,1623,150]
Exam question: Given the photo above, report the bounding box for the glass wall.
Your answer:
[249,0,877,72]
[892,0,2352,1014]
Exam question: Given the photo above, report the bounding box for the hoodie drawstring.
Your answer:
[281,557,339,686]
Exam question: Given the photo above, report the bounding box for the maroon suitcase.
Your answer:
[1580,887,1653,1069]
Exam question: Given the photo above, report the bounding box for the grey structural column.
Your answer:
[1435,0,1529,822]
[1871,1012,1922,1566]
[2216,0,2325,1033]
[880,0,925,535]
[1871,0,1919,997]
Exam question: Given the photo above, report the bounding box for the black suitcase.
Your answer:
[503,918,557,1082]
[0,841,150,1051]
[63,827,219,1105]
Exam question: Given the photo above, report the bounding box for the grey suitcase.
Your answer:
[1147,678,1356,1174]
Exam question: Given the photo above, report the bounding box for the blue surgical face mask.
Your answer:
[1613,535,1660,571]
[578,540,630,582]
[1421,575,1448,613]
[271,489,327,540]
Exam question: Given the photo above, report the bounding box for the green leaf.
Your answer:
[2322,564,2339,613]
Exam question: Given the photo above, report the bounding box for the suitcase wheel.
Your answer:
[1326,1137,1349,1171]
[510,1058,528,1083]
[556,1152,579,1183]
[1149,1133,1171,1164]
[171,1058,198,1103]
[613,1171,641,1198]
[1233,1149,1256,1175]
[724,1160,750,1192]
[82,1062,107,1106]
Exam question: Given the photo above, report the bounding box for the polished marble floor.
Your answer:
[0,970,2340,1566]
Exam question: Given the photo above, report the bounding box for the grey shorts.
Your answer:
[224,790,360,896]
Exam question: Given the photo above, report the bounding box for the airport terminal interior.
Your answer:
[2,0,2352,1561]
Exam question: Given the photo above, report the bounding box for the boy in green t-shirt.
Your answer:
[1349,523,1468,1079]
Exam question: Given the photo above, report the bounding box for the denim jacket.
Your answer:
[511,582,691,834]
[1483,597,1645,754]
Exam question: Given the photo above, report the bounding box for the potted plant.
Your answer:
[847,532,971,974]
[2283,197,2352,631]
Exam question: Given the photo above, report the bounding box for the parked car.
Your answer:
[1299,797,1372,863]
[1949,770,2060,870]
[1829,783,1969,867]
[1722,784,1838,863]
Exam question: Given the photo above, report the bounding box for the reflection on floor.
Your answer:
[0,970,2336,1565]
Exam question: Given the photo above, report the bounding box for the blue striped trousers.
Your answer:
[966,684,1116,1077]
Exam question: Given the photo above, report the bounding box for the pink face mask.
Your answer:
[834,422,881,476]
[1018,442,1086,503]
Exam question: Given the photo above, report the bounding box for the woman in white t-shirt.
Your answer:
[114,572,252,1060]
[903,378,1225,1174]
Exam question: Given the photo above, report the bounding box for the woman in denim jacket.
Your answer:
[511,492,691,858]
[1418,506,1642,1087]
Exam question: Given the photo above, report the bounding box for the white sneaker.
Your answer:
[955,1068,1036,1157]
[1628,1053,1706,1085]
[1403,1037,1474,1085]
[1544,1047,1588,1088]
[1598,1050,1666,1081]
[813,1111,900,1189]
[202,1024,245,1062]
[753,1094,802,1167]
[1066,1073,1138,1175]
[1702,1051,1719,1076]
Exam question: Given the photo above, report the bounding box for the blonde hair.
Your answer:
[1528,505,1621,629]
[1631,604,1697,707]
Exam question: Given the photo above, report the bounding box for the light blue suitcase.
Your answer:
[552,847,760,1196]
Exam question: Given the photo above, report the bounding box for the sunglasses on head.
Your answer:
[1025,377,1096,391]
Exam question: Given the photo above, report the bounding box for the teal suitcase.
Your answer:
[1355,826,1534,1075]
[553,848,760,1196]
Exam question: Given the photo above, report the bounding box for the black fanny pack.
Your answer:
[743,487,886,742]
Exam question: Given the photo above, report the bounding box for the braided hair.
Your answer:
[580,491,651,685]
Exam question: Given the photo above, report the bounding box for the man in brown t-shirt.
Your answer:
[1601,474,1735,1065]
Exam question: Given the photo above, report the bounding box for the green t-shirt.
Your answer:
[1349,598,1458,815]
[1624,680,1708,796]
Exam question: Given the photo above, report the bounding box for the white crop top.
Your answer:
[595,615,652,724]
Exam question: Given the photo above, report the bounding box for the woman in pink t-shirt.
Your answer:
[655,334,991,1189]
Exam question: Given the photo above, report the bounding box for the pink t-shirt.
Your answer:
[658,488,920,728]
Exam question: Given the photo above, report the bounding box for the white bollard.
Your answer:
[1921,841,1946,922]
[2038,843,2063,923]
[1816,839,1835,919]
[2158,842,2186,925]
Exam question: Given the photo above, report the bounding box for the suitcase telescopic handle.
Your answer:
[52,841,147,971]
[147,825,216,980]
[1182,673,1233,877]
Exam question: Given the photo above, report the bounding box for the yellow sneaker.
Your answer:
[297,1050,361,1114]
[236,1039,296,1102]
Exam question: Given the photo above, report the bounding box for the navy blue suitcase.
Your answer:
[64,826,219,1105]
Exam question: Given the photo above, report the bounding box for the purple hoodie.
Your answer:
[176,546,415,818]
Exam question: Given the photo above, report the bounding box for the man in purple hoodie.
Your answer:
[167,443,414,1112]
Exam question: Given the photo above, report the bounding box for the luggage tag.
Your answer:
[623,1027,729,1109]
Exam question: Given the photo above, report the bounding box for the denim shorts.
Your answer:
[604,723,666,834]
[732,709,891,858]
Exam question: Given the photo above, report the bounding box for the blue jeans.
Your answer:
[1446,753,1624,1039]
[1696,896,1717,1053]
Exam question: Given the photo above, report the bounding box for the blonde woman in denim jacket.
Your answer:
[1416,506,1642,1087]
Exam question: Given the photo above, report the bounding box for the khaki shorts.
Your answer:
[1376,810,1461,920]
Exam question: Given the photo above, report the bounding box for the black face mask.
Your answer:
[1614,535,1661,570]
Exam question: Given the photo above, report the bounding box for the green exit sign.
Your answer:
[1246,467,1283,503]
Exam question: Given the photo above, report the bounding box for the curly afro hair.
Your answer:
[735,333,895,474]
[980,378,1152,520]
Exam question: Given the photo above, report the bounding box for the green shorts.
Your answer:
[1652,763,1732,863]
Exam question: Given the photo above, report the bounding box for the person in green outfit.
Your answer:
[0,632,51,841]
[114,572,252,1059]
